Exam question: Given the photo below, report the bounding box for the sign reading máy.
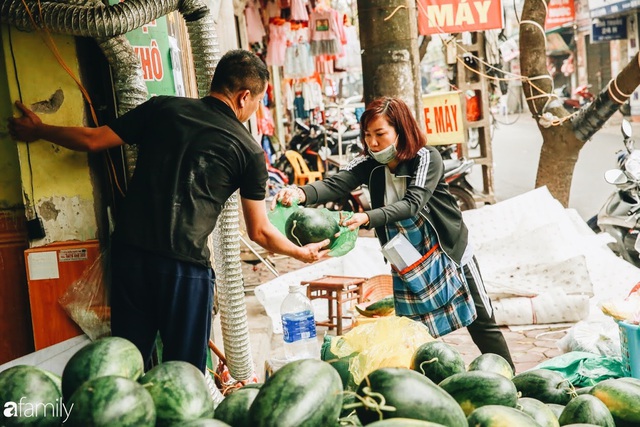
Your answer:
[423,92,464,146]
[417,0,504,35]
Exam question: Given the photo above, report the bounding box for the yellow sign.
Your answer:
[422,92,464,145]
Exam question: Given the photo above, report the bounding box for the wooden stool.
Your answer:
[301,275,367,336]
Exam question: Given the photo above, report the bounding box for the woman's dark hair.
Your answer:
[359,97,427,162]
[210,49,269,97]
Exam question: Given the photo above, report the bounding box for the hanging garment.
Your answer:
[245,1,266,44]
[266,21,290,67]
[291,0,309,21]
[284,42,315,79]
[334,25,362,71]
[309,8,345,56]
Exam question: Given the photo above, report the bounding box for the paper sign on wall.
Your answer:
[423,92,464,145]
[27,252,60,281]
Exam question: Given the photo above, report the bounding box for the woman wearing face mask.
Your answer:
[273,97,514,372]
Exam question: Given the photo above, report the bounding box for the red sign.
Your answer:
[417,0,504,35]
[546,0,575,30]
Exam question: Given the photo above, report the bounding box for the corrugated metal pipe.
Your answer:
[0,0,208,37]
[1,0,254,382]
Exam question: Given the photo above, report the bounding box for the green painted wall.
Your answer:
[1,26,97,243]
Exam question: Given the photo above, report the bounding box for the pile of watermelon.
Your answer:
[0,337,219,427]
[2,336,640,426]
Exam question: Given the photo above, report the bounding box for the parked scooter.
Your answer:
[555,84,595,112]
[589,120,640,267]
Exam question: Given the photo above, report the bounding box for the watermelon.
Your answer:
[466,405,541,426]
[355,296,395,317]
[353,367,467,426]
[61,336,144,400]
[517,397,560,427]
[0,365,63,427]
[438,371,518,416]
[589,378,640,426]
[248,359,343,426]
[366,419,447,426]
[138,361,214,426]
[213,387,260,427]
[512,369,575,405]
[410,341,466,384]
[285,207,340,246]
[64,375,155,426]
[182,420,232,427]
[547,403,566,419]
[467,353,514,379]
[558,394,614,427]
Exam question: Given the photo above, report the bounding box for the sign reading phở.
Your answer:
[417,0,504,35]
[546,0,575,30]
[423,92,464,145]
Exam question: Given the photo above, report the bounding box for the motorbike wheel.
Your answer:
[449,186,477,211]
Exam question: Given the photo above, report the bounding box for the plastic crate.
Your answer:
[618,321,640,379]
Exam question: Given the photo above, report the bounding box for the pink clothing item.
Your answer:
[266,21,290,67]
[309,8,345,56]
[245,2,266,43]
[291,0,309,21]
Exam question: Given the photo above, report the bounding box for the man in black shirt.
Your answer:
[9,49,330,371]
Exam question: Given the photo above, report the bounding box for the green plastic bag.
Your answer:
[267,202,358,257]
[534,351,625,387]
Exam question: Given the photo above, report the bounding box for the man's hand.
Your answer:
[8,101,42,142]
[296,239,332,263]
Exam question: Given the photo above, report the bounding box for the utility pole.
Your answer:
[357,0,424,128]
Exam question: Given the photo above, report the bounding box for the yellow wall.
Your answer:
[1,26,97,243]
[0,56,22,209]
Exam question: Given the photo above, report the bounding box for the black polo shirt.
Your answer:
[108,95,268,267]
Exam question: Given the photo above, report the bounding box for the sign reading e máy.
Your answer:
[418,0,504,35]
[423,92,465,146]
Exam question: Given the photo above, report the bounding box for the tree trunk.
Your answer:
[520,0,638,206]
[357,0,423,125]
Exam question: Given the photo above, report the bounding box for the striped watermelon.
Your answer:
[558,394,614,427]
[213,387,259,427]
[138,361,215,427]
[182,420,232,427]
[61,336,143,400]
[64,375,155,426]
[248,359,343,427]
[0,365,63,426]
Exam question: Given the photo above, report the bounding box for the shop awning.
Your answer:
[546,33,572,56]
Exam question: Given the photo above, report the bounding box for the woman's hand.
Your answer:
[340,212,370,231]
[270,185,306,210]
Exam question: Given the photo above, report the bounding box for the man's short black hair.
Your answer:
[210,49,269,97]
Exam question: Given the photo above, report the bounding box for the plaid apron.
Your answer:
[385,213,477,338]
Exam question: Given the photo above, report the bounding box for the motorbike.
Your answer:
[589,119,640,268]
[555,84,595,112]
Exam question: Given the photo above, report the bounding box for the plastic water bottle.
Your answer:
[280,285,319,360]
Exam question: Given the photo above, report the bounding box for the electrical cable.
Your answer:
[17,0,127,203]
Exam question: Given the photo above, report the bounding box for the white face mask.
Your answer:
[368,136,398,164]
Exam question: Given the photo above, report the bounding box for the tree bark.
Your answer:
[520,0,638,206]
[357,0,423,125]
